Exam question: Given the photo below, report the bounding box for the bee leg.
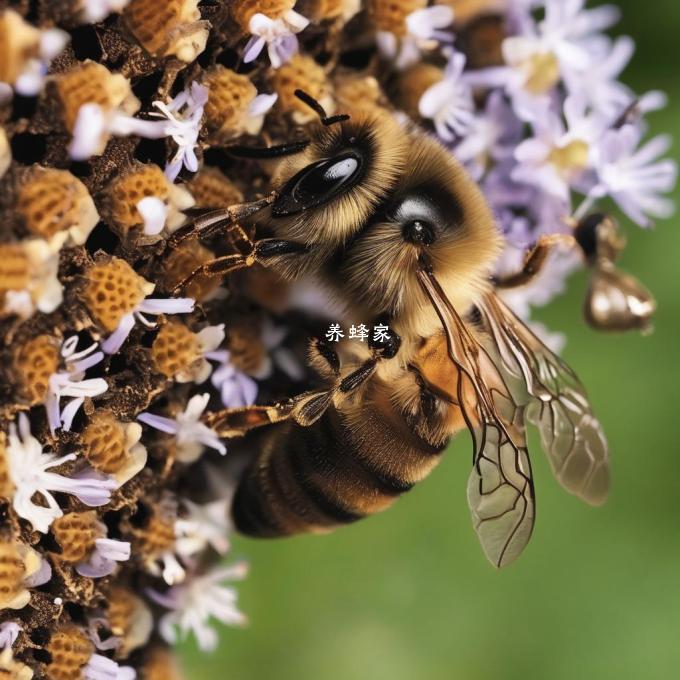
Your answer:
[166,195,277,250]
[494,233,580,289]
[170,237,308,295]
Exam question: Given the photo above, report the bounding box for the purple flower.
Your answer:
[589,124,677,227]
[419,51,474,143]
[45,336,108,434]
[7,414,116,533]
[138,393,226,463]
[207,351,258,408]
[243,10,309,68]
[148,563,248,651]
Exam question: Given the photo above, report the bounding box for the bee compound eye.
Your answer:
[402,219,436,246]
[272,152,363,216]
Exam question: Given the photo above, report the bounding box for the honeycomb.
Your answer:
[270,55,333,121]
[13,334,61,405]
[187,167,244,209]
[230,0,296,31]
[0,10,40,85]
[130,512,176,563]
[51,511,101,563]
[54,60,136,132]
[366,0,428,35]
[0,432,12,499]
[16,166,98,243]
[123,0,207,61]
[162,240,221,302]
[45,625,94,680]
[395,62,444,120]
[141,646,184,680]
[83,257,153,332]
[0,244,30,300]
[202,66,257,138]
[107,164,171,235]
[0,541,25,609]
[81,410,129,474]
[150,320,200,379]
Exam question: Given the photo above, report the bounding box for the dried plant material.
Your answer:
[123,0,210,62]
[16,166,99,245]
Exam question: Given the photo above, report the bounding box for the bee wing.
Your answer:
[478,293,609,505]
[417,269,535,568]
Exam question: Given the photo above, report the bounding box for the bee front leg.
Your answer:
[494,233,580,289]
[170,238,308,295]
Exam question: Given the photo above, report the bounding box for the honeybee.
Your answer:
[166,92,610,568]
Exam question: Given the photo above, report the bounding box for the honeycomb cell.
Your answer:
[13,334,61,405]
[83,257,153,333]
[51,511,102,564]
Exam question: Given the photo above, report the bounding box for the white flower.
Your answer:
[70,82,208,182]
[2,235,67,320]
[562,34,635,117]
[45,337,108,434]
[245,91,279,134]
[512,95,603,201]
[178,324,225,384]
[589,124,678,227]
[84,654,136,680]
[81,0,131,23]
[454,90,523,179]
[0,543,50,610]
[102,288,195,355]
[418,51,474,143]
[0,623,20,649]
[138,393,226,463]
[14,27,69,97]
[376,5,453,70]
[75,519,131,579]
[207,351,258,408]
[148,563,248,652]
[174,498,231,559]
[7,414,116,533]
[243,10,309,69]
[150,82,209,181]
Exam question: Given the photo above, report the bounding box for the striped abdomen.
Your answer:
[231,387,449,537]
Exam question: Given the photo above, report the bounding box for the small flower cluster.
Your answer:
[400,0,676,326]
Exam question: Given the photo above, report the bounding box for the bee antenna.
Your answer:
[294,89,350,126]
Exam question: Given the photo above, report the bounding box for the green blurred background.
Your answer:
[182,2,680,677]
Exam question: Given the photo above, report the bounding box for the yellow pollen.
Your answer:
[549,140,590,174]
[524,52,560,94]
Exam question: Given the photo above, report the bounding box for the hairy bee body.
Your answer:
[231,111,500,537]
